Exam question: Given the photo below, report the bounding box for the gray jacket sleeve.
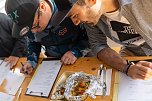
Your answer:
[84,23,109,55]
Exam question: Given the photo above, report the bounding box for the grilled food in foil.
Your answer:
[51,72,102,101]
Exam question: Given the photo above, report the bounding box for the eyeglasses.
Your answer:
[19,7,41,36]
[31,7,41,30]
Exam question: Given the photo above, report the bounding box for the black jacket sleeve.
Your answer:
[0,13,27,57]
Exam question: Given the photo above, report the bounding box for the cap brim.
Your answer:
[51,9,70,27]
[12,21,33,38]
[12,23,24,38]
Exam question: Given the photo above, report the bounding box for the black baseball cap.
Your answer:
[5,0,40,37]
[51,0,77,27]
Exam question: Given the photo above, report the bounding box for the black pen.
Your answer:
[20,62,24,71]
[0,59,4,65]
[20,62,24,67]
[98,64,103,78]
[20,62,28,74]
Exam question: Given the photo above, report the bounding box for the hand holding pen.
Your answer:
[20,62,33,75]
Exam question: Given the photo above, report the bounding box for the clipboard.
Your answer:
[25,60,62,98]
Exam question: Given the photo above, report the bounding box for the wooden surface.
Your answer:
[0,56,152,101]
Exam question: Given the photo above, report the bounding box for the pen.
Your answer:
[0,59,4,65]
[99,64,103,76]
[20,62,28,74]
[20,62,24,67]
[20,62,24,71]
[103,66,107,96]
[98,64,103,78]
[16,88,23,101]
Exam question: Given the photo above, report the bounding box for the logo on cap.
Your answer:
[20,26,30,36]
[8,10,19,24]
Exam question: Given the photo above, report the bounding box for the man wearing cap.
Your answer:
[51,0,152,80]
[5,0,90,74]
[0,13,27,68]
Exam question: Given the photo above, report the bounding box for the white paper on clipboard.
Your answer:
[26,60,62,97]
[118,72,152,101]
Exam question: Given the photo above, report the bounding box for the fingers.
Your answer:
[137,70,152,79]
[61,56,77,65]
[5,59,10,67]
[7,61,16,69]
[61,57,70,64]
[138,61,152,68]
[20,62,33,75]
[128,62,152,80]
[64,57,70,64]
[61,51,77,65]
[4,57,18,69]
[135,61,152,75]
[133,74,146,80]
[27,67,33,74]
[71,59,76,64]
[133,73,152,80]
[5,59,15,69]
[137,65,152,74]
[137,69,147,76]
[10,63,15,69]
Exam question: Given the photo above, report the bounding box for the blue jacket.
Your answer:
[27,17,89,68]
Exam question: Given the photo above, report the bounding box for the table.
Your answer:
[0,56,152,101]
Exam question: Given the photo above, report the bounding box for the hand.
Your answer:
[20,62,33,75]
[5,56,19,69]
[61,51,77,65]
[127,61,152,80]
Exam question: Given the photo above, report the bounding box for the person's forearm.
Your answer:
[27,42,41,68]
[97,47,127,72]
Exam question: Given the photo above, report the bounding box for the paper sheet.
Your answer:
[118,72,152,101]
[26,60,62,97]
[96,69,112,95]
[0,92,14,101]
[0,60,10,85]
[5,68,25,95]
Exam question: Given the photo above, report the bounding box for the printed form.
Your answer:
[26,60,62,97]
[118,72,152,101]
[0,60,10,85]
[0,59,25,95]
[5,70,25,95]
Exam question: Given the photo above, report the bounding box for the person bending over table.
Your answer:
[5,0,91,74]
[0,13,27,69]
[50,0,152,80]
